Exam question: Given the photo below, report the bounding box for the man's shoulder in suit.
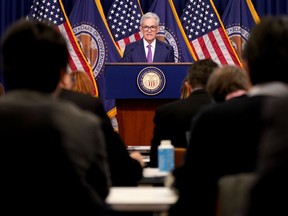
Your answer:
[156,90,211,114]
[126,39,143,48]
[156,38,172,48]
[58,89,105,116]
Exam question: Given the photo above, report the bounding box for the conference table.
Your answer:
[138,167,169,186]
[106,167,178,214]
[106,186,178,213]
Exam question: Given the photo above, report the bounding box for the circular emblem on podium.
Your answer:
[137,67,166,96]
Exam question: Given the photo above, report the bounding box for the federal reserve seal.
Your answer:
[157,25,181,62]
[137,67,166,96]
[226,25,250,60]
[72,23,106,78]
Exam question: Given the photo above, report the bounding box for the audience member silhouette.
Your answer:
[58,70,144,186]
[0,19,110,215]
[170,16,288,216]
[245,96,288,216]
[207,65,250,102]
[149,59,218,167]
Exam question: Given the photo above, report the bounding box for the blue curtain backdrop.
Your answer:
[1,0,288,83]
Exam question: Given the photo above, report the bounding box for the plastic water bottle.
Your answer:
[158,140,174,172]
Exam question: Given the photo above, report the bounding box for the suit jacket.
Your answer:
[59,89,143,186]
[149,89,212,167]
[0,90,110,215]
[246,96,288,216]
[170,95,270,216]
[121,38,175,62]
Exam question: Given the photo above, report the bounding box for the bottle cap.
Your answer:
[160,140,172,145]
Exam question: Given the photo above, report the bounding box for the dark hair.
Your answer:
[243,16,288,85]
[1,19,68,92]
[186,59,219,89]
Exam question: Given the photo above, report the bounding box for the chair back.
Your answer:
[216,173,256,216]
[174,147,186,168]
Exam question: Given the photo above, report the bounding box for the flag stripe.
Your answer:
[67,55,77,71]
[191,40,202,60]
[66,62,72,72]
[124,37,131,46]
[28,0,98,96]
[205,33,219,63]
[206,31,225,64]
[60,11,98,95]
[198,36,211,59]
[190,29,236,66]
[58,24,80,71]
[214,29,234,64]
[59,0,99,94]
[62,22,90,72]
[181,0,241,66]
[134,32,142,40]
[116,32,143,52]
[208,30,229,65]
[117,40,126,52]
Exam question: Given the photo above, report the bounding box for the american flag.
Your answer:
[149,0,195,62]
[69,0,122,131]
[107,0,143,53]
[181,0,241,66]
[28,0,98,96]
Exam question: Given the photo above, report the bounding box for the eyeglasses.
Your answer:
[141,25,158,31]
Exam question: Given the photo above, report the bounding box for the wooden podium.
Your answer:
[105,62,192,146]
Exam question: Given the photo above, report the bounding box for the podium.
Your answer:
[105,62,192,146]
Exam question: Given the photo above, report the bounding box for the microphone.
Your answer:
[165,45,181,62]
[119,48,135,62]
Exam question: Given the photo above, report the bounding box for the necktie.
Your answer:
[147,44,152,62]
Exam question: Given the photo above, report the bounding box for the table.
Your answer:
[106,187,178,212]
[138,168,170,186]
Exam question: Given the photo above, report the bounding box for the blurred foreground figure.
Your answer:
[0,19,110,215]
[207,65,250,102]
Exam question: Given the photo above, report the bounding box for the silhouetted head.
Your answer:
[1,19,68,93]
[186,58,219,89]
[207,65,249,102]
[243,16,288,85]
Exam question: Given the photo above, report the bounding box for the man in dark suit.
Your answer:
[170,16,288,216]
[121,12,175,62]
[58,88,144,186]
[149,59,218,167]
[0,19,110,215]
